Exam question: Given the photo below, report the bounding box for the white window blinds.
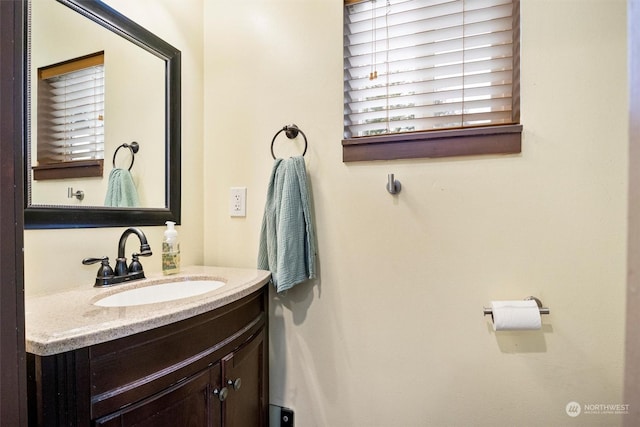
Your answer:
[37,52,105,165]
[343,0,519,138]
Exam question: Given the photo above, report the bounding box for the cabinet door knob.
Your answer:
[213,387,229,401]
[228,378,242,391]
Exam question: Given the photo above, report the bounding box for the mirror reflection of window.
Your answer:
[26,0,176,219]
[34,51,105,181]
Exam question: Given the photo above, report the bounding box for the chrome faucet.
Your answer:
[83,227,153,287]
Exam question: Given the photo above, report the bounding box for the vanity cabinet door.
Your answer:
[94,365,215,427]
[96,328,268,427]
[221,328,267,427]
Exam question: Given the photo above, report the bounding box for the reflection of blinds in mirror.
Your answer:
[37,51,105,166]
[343,0,518,138]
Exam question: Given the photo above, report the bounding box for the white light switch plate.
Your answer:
[229,187,246,217]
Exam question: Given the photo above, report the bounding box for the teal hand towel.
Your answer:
[104,168,140,207]
[258,156,317,293]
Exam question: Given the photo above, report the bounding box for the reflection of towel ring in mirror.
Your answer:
[112,141,139,170]
[271,125,308,159]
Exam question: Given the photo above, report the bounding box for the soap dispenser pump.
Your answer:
[162,221,180,275]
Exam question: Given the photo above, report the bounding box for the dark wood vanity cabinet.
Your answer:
[27,287,268,427]
[95,363,215,426]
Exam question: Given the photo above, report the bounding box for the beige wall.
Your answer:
[24,0,629,425]
[203,0,628,426]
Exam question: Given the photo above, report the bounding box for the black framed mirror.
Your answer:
[24,0,181,229]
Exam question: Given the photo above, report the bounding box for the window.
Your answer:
[34,51,105,180]
[343,0,521,162]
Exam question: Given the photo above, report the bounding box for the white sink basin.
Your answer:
[94,280,225,307]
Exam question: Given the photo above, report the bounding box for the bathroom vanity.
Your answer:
[25,266,270,427]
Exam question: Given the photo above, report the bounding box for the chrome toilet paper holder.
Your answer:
[483,296,550,316]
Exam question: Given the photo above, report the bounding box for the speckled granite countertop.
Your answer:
[25,265,271,356]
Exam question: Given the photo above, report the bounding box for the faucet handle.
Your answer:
[82,257,114,282]
[129,253,144,273]
[82,256,107,265]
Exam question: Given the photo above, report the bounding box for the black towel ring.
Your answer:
[112,141,139,171]
[270,124,308,159]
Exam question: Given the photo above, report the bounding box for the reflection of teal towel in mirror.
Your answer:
[105,168,140,207]
[258,156,317,293]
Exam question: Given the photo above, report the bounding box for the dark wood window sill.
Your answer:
[342,124,522,162]
[32,159,104,180]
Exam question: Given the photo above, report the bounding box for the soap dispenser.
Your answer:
[162,221,180,275]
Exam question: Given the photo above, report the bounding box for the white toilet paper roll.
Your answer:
[490,300,542,331]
